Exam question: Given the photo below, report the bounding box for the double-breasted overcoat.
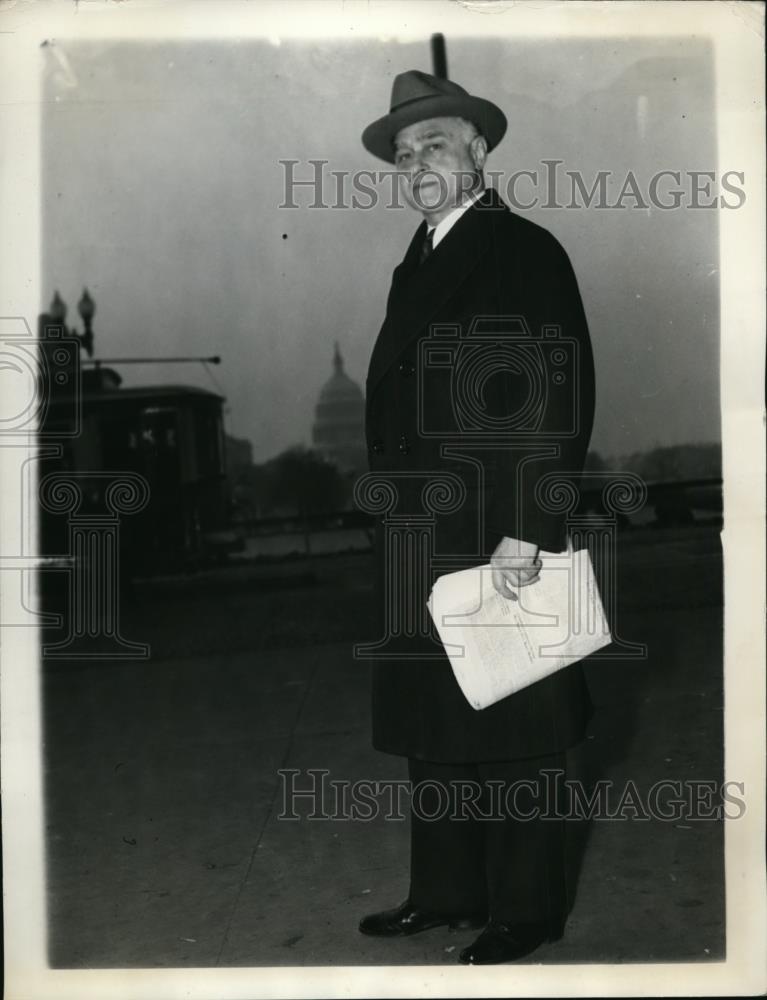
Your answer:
[363,187,596,763]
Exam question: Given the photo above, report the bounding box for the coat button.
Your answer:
[398,435,410,455]
[372,439,384,454]
[398,359,414,376]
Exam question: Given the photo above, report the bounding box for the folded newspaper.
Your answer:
[427,545,612,710]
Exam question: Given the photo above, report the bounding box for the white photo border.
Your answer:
[0,1,764,997]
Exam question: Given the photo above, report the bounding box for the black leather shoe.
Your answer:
[359,899,487,937]
[458,918,564,964]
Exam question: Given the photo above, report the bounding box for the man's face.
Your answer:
[393,116,485,224]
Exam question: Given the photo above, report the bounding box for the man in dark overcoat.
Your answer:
[357,70,596,964]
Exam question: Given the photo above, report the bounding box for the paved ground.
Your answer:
[41,524,724,967]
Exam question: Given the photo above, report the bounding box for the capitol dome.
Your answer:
[311,342,366,475]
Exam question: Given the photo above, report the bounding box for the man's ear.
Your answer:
[470,134,488,171]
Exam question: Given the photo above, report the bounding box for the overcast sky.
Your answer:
[42,34,720,463]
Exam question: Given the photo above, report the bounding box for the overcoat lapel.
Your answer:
[385,220,427,311]
[366,188,507,401]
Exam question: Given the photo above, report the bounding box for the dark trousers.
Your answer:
[408,753,568,927]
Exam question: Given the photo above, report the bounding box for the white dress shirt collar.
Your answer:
[428,187,485,249]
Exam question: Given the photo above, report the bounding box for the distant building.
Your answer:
[311,342,366,475]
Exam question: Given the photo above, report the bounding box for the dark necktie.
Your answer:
[419,228,435,266]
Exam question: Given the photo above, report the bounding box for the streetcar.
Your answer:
[39,348,240,576]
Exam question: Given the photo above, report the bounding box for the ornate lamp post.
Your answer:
[77,288,95,357]
[45,288,96,357]
[48,290,67,324]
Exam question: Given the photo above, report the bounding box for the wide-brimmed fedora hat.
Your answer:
[362,70,507,163]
